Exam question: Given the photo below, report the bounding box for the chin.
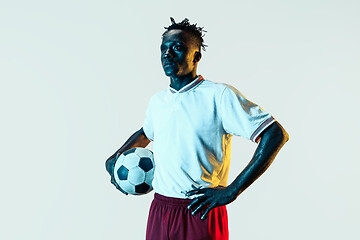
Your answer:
[163,70,178,77]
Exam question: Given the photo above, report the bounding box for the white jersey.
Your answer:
[143,75,275,198]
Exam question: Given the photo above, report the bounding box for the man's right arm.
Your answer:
[105,127,151,194]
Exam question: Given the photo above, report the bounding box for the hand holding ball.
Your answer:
[113,148,155,195]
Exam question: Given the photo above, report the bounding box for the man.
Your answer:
[106,17,289,240]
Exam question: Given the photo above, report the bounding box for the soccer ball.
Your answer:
[113,147,155,195]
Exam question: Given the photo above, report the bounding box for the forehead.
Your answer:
[161,29,196,46]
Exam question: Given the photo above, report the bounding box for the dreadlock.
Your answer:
[163,17,207,51]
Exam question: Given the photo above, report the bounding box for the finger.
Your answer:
[117,187,128,195]
[187,198,201,210]
[191,202,208,216]
[111,178,128,195]
[110,178,117,185]
[201,204,215,220]
[111,178,120,188]
[186,188,206,196]
[115,184,128,195]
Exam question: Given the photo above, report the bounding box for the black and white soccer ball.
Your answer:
[113,147,155,195]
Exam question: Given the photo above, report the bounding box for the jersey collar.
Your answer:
[169,75,204,94]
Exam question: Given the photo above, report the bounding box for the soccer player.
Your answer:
[105,17,289,240]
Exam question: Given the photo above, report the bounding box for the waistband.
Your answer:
[154,193,193,207]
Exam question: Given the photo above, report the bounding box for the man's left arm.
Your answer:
[186,121,289,219]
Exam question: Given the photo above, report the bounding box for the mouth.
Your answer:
[163,61,174,67]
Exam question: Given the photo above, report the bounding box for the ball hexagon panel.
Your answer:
[119,180,135,194]
[128,167,146,185]
[134,148,153,158]
[145,168,155,183]
[122,153,140,169]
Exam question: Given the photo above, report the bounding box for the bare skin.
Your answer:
[106,29,202,194]
[186,121,289,219]
[160,29,201,91]
[106,29,289,220]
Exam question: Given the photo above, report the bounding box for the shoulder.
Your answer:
[198,79,229,95]
[199,79,243,100]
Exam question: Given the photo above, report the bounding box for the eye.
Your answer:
[173,45,182,51]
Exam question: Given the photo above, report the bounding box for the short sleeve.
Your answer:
[142,99,154,141]
[220,85,275,142]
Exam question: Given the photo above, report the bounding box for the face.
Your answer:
[160,29,201,77]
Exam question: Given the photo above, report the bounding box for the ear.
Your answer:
[193,51,202,63]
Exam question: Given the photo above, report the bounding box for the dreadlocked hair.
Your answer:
[163,17,207,51]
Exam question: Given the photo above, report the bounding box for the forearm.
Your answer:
[105,128,151,174]
[228,122,289,197]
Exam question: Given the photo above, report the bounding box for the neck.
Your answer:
[169,72,198,91]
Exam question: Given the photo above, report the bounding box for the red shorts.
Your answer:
[146,193,229,240]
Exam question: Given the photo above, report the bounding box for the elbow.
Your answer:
[283,130,289,143]
[266,122,289,145]
[275,122,289,145]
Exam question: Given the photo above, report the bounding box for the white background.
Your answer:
[1,0,359,239]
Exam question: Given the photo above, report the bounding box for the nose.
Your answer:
[163,48,173,59]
